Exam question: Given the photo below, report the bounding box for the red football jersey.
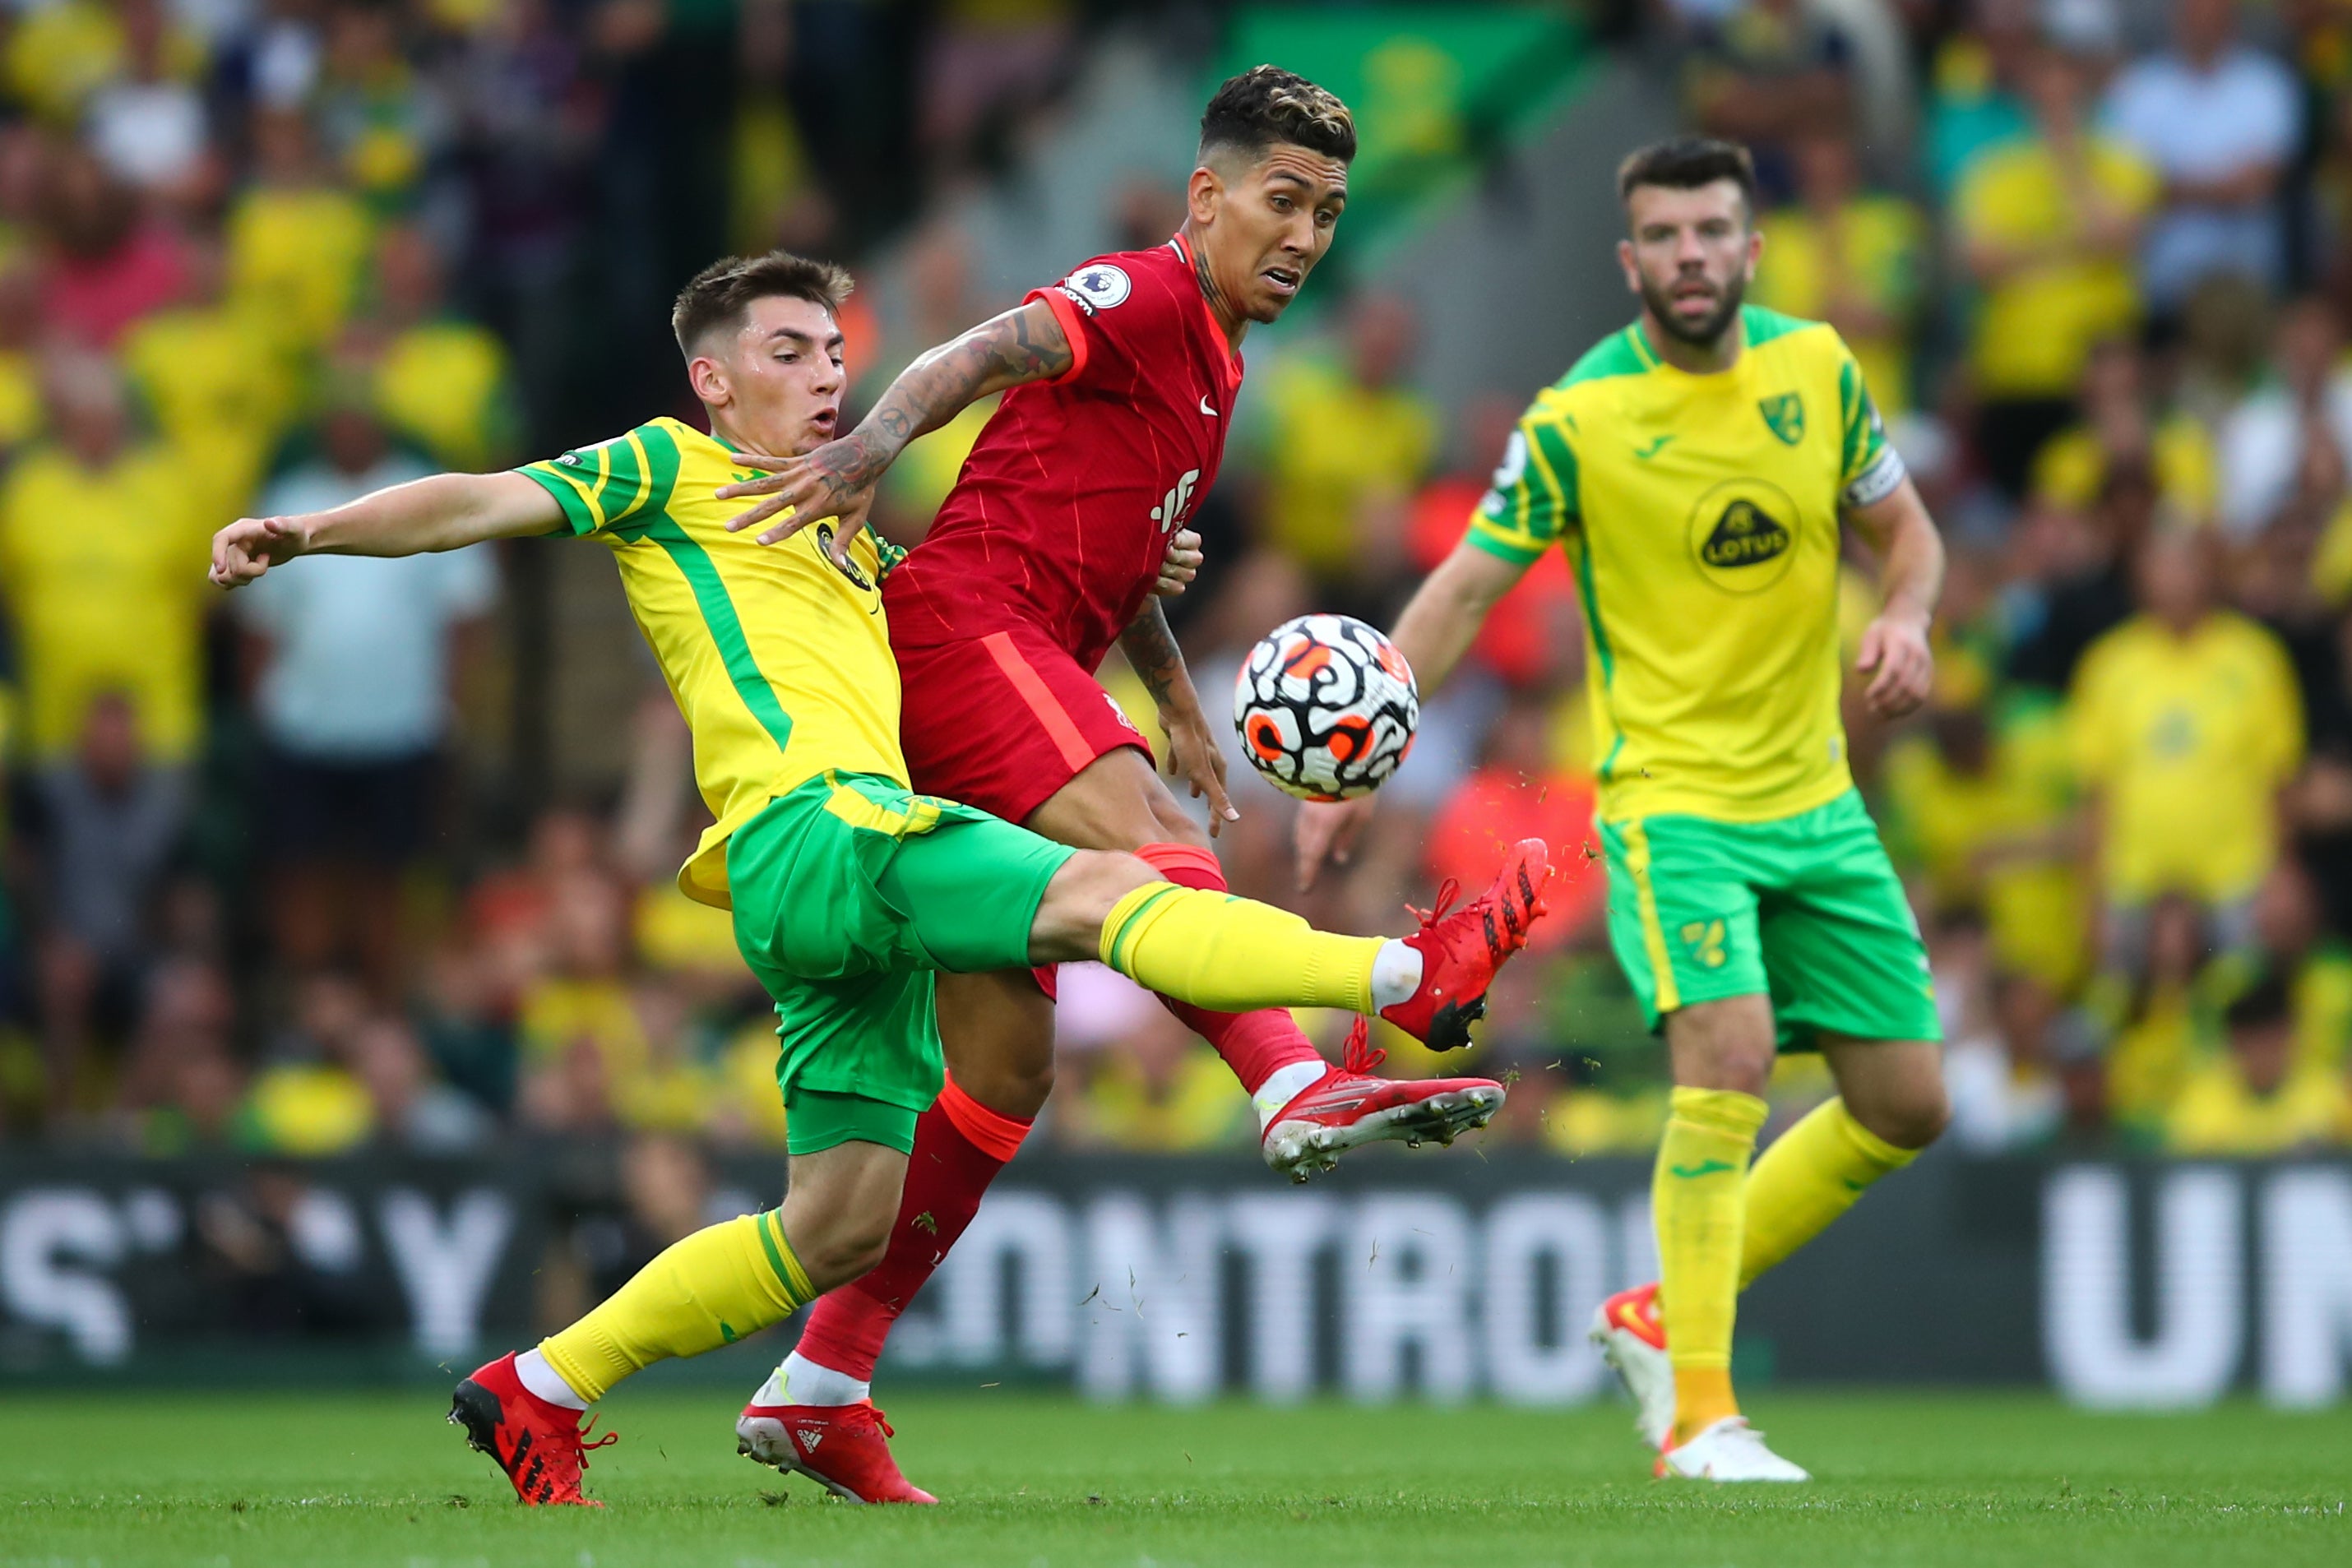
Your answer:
[882,234,1241,672]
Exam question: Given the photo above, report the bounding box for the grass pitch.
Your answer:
[2,1389,2345,1567]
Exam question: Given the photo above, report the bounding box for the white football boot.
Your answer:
[1660,1416,1811,1482]
[1587,1282,1676,1452]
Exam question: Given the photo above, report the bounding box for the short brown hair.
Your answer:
[1616,136,1757,209]
[671,251,854,356]
[1199,65,1355,165]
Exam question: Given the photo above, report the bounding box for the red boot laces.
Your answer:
[1340,1016,1386,1076]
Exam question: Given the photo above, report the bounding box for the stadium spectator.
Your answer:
[916,0,1077,177]
[1954,39,2158,497]
[1751,130,1926,413]
[244,972,377,1157]
[347,1014,494,1153]
[1919,0,2037,197]
[413,940,519,1117]
[227,106,373,355]
[118,230,293,524]
[0,351,208,767]
[313,0,442,219]
[1880,694,2086,992]
[1945,966,2067,1154]
[1255,291,1438,606]
[35,141,188,346]
[2220,294,2352,540]
[2164,967,2350,1152]
[2069,526,2304,972]
[83,0,213,206]
[2030,337,2220,522]
[21,691,190,1117]
[1680,0,1854,202]
[2103,0,2300,316]
[2086,891,2218,1134]
[358,224,519,474]
[235,386,493,995]
[2007,467,2157,693]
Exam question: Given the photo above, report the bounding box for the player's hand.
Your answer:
[1294,795,1375,892]
[210,515,310,588]
[1856,609,1934,719]
[1154,529,1203,598]
[716,435,883,566]
[1160,701,1239,838]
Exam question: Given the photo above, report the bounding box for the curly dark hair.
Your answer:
[671,250,854,356]
[1198,65,1355,164]
[1615,136,1758,209]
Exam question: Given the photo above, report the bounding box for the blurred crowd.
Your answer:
[3,0,2350,1170]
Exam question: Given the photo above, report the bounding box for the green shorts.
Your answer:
[1600,789,1940,1052]
[726,770,1076,1154]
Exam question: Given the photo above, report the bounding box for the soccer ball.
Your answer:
[1232,613,1419,801]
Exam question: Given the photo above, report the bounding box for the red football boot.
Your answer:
[1377,838,1553,1050]
[736,1400,938,1504]
[1262,1017,1507,1182]
[448,1352,617,1506]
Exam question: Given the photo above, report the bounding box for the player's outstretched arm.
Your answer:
[719,298,1074,557]
[1294,539,1526,890]
[210,471,563,589]
[1120,599,1238,835]
[1845,476,1944,720]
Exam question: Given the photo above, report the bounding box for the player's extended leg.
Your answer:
[734,792,1548,1504]
[451,1136,905,1506]
[1027,747,1509,1176]
[743,970,1049,1503]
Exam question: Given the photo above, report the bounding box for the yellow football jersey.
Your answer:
[519,418,909,907]
[1468,308,1904,824]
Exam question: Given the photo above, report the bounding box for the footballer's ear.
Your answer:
[1186,160,1225,226]
[687,352,730,408]
[1616,237,1641,296]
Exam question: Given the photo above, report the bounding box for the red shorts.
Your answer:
[894,624,1154,831]
[896,626,1153,1001]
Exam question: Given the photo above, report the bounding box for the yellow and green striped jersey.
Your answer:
[519,417,910,907]
[1468,307,1905,824]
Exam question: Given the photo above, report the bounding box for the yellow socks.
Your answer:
[1739,1096,1917,1290]
[540,1210,814,1404]
[1652,1085,1768,1444]
[1100,881,1379,1014]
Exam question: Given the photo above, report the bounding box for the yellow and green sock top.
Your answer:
[540,1208,814,1404]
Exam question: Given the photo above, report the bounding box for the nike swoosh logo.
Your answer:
[1668,1159,1737,1179]
[1199,395,1217,416]
[1634,435,1674,460]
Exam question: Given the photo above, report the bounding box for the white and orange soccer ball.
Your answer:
[1232,613,1419,801]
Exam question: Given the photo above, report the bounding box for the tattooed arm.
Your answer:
[719,298,1076,557]
[1121,599,1238,834]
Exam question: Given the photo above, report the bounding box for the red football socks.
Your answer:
[1133,841,1327,1095]
[792,1074,1029,1383]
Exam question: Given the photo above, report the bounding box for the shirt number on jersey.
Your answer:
[1150,469,1201,534]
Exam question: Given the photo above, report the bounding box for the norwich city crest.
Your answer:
[1757,391,1805,445]
[1687,477,1800,594]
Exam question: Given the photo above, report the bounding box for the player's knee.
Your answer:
[1141,779,1211,850]
[794,1205,896,1290]
[1031,849,1157,960]
[1854,1079,1950,1152]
